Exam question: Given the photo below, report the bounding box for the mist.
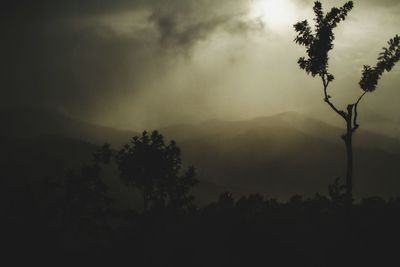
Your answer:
[1,0,399,132]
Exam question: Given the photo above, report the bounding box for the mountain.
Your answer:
[160,112,400,199]
[0,107,136,147]
[161,112,400,154]
[2,109,400,204]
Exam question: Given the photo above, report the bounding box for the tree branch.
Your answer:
[351,92,367,133]
[322,74,347,119]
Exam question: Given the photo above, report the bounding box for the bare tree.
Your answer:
[294,1,400,207]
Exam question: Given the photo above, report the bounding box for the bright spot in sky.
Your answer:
[250,0,297,31]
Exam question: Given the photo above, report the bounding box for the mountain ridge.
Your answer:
[2,107,400,200]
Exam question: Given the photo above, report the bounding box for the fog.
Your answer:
[1,0,399,131]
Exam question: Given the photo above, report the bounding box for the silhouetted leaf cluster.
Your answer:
[295,1,399,94]
[360,35,400,92]
[294,1,353,80]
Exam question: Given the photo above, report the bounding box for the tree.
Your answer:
[37,143,115,250]
[63,143,114,219]
[116,131,198,213]
[294,1,400,207]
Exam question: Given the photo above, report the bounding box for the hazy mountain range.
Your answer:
[1,108,400,207]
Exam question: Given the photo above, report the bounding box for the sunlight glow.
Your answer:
[250,0,296,31]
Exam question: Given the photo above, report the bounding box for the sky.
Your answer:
[1,0,399,130]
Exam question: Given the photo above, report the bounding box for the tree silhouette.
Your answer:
[59,144,114,237]
[63,144,114,218]
[116,131,198,213]
[328,177,346,209]
[294,1,400,207]
[33,143,116,251]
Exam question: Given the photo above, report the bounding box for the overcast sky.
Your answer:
[1,0,399,130]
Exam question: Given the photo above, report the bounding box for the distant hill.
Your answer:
[1,109,400,204]
[0,107,136,147]
[161,112,400,199]
[161,112,400,154]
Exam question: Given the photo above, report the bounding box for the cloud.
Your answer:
[149,12,227,52]
[147,0,264,53]
[0,0,398,130]
[0,0,260,118]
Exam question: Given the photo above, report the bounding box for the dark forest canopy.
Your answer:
[1,130,399,266]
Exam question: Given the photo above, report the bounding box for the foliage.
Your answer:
[63,145,114,219]
[328,177,346,208]
[295,1,400,94]
[360,35,400,92]
[5,140,400,266]
[55,143,114,236]
[294,1,353,80]
[116,130,198,212]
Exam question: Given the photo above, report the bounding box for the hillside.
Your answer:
[2,109,400,203]
[161,112,400,198]
[0,107,136,147]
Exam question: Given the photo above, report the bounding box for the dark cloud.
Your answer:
[0,0,398,129]
[150,12,228,51]
[147,0,263,52]
[0,0,256,115]
[1,0,144,21]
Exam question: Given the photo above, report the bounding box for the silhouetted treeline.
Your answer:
[2,132,400,266]
[4,186,400,266]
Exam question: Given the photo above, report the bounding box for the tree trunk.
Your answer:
[143,189,148,213]
[343,106,355,263]
[344,105,354,209]
[345,127,353,208]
